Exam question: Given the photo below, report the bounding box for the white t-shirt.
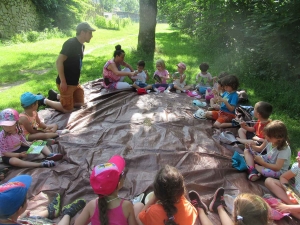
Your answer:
[196,72,212,86]
[291,162,300,192]
[132,71,147,83]
[262,142,291,174]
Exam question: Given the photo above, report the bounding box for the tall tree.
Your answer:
[138,0,157,58]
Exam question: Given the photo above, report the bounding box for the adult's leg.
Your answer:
[73,85,84,108]
[45,99,72,113]
[116,82,131,89]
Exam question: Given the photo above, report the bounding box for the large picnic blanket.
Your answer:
[1,79,299,225]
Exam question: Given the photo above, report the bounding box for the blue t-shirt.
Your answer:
[220,91,238,114]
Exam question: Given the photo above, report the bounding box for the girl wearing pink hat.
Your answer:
[75,155,138,225]
[0,108,63,169]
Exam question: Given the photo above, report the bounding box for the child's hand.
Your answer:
[240,121,247,128]
[19,152,28,158]
[253,155,263,164]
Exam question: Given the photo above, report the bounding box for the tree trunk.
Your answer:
[138,0,157,58]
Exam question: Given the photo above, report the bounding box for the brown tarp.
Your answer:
[1,79,299,225]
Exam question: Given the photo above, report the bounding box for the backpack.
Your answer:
[234,106,254,127]
[237,90,248,103]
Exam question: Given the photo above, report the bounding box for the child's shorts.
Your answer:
[134,81,148,88]
[211,111,236,123]
[1,146,29,165]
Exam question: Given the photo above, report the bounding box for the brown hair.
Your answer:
[221,75,239,90]
[263,120,289,150]
[153,165,185,225]
[255,101,273,119]
[199,62,209,72]
[233,193,269,225]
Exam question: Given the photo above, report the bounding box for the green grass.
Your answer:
[0,23,299,159]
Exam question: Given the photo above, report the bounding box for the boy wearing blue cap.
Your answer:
[19,92,70,143]
[0,175,86,225]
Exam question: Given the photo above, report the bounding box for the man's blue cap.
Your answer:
[20,92,43,107]
[0,175,32,219]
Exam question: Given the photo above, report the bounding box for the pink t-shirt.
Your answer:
[153,70,169,84]
[103,59,121,87]
[89,199,128,225]
[0,130,27,156]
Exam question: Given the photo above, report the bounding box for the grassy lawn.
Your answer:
[0,23,299,158]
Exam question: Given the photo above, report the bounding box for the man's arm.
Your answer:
[56,54,68,92]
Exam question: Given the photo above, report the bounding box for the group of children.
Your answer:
[0,60,299,224]
[0,156,272,225]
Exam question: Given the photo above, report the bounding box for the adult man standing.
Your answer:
[45,22,95,113]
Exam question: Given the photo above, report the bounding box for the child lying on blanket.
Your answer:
[19,92,70,143]
[265,154,300,220]
[0,175,86,225]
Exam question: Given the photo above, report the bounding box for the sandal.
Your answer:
[0,168,9,181]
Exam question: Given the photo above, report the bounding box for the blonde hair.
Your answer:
[156,59,166,69]
[233,193,269,225]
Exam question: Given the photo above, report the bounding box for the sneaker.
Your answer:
[62,199,86,218]
[131,193,145,204]
[188,190,208,215]
[154,88,159,94]
[42,160,55,168]
[46,153,63,161]
[47,193,61,220]
[48,89,58,101]
[56,129,70,135]
[209,187,226,213]
[231,119,240,127]
[164,89,170,93]
[248,172,261,181]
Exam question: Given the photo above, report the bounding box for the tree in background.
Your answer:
[118,0,139,13]
[138,0,157,59]
[31,0,92,30]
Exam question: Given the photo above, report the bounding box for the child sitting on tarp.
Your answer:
[165,62,187,93]
[195,62,213,94]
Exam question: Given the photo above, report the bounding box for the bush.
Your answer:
[95,15,132,30]
[95,16,106,28]
[11,32,27,43]
[27,31,39,42]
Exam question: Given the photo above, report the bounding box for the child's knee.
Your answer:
[9,157,20,166]
[265,177,276,188]
[213,121,221,128]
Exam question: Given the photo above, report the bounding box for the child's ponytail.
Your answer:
[98,196,109,225]
[153,165,185,225]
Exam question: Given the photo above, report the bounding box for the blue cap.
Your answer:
[0,175,32,219]
[20,92,43,107]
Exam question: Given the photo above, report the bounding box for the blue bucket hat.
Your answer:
[0,175,32,219]
[20,92,43,108]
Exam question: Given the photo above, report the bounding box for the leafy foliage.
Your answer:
[31,0,92,30]
[94,16,132,30]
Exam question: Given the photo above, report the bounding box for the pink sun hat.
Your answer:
[90,155,125,196]
[0,108,19,126]
[177,62,186,70]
